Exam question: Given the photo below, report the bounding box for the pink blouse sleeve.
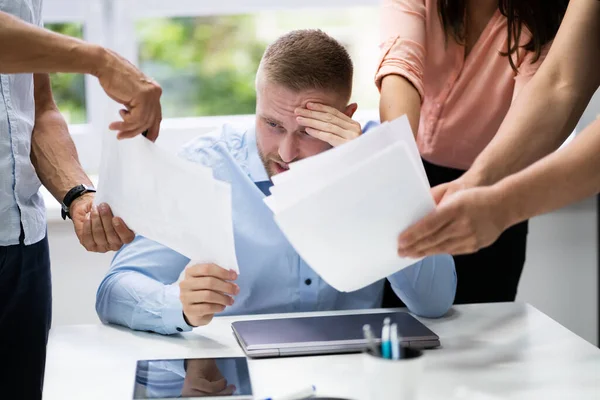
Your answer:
[375,0,427,100]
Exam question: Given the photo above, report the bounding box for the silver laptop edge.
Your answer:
[231,325,440,358]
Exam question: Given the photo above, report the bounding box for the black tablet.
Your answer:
[133,357,253,399]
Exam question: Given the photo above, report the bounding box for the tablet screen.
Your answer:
[133,357,253,399]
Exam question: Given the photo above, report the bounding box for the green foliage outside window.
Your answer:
[45,23,87,124]
[45,16,266,122]
[137,15,266,118]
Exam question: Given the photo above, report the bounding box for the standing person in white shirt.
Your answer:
[0,3,162,399]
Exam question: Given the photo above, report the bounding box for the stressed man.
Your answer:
[96,30,457,335]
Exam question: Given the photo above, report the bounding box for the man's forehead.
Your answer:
[258,84,343,111]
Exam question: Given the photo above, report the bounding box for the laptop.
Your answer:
[231,311,440,358]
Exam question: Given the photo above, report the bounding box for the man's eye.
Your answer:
[267,121,278,128]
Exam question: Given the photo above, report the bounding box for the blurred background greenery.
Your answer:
[46,16,266,123]
[137,16,266,117]
[45,8,379,124]
[45,22,87,124]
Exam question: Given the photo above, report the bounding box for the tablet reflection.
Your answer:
[133,357,252,398]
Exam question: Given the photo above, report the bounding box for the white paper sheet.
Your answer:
[266,116,430,214]
[272,116,428,188]
[95,134,239,272]
[265,115,434,292]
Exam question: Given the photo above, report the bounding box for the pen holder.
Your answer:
[362,347,424,400]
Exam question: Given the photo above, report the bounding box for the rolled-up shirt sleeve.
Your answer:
[375,0,427,100]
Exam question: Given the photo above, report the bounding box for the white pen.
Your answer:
[390,323,400,360]
[263,385,316,400]
[363,324,380,356]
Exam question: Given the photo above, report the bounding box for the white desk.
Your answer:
[43,303,600,400]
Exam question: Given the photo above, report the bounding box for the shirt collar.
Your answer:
[245,126,270,183]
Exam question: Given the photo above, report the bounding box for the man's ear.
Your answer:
[344,103,358,118]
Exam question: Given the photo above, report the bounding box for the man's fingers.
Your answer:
[181,290,235,307]
[302,102,356,130]
[145,117,161,142]
[97,203,122,251]
[191,378,228,395]
[185,303,227,316]
[116,127,145,140]
[296,114,349,138]
[112,217,135,244]
[80,213,96,251]
[305,127,345,147]
[218,384,237,396]
[398,206,455,250]
[109,113,145,138]
[180,276,239,296]
[186,264,238,281]
[90,206,109,250]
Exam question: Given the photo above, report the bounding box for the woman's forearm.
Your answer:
[466,68,590,186]
[379,74,422,135]
[465,0,600,186]
[498,117,600,227]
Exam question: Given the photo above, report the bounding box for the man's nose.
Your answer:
[278,132,299,163]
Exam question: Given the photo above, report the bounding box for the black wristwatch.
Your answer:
[61,184,97,220]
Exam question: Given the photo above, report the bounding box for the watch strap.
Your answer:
[61,184,96,220]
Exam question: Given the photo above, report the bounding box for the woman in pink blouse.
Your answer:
[377,0,568,305]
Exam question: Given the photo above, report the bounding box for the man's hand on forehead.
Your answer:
[294,102,361,147]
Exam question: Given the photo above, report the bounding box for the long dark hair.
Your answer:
[437,0,569,72]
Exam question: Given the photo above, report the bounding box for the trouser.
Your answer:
[0,230,52,400]
[381,159,528,308]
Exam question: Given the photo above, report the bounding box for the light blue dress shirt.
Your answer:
[96,124,457,335]
[0,0,46,246]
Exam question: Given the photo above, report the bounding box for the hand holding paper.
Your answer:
[264,116,434,292]
[94,132,239,272]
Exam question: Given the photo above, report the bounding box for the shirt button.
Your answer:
[304,279,312,286]
[176,327,183,332]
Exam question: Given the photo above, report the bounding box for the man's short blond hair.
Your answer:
[259,29,353,101]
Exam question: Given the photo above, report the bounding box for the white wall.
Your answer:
[517,197,598,346]
[47,198,599,345]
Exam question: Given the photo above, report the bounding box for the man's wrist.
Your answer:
[83,44,111,78]
[69,192,95,216]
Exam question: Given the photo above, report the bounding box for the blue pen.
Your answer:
[381,317,392,359]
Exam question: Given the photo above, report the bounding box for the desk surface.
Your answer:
[43,303,600,400]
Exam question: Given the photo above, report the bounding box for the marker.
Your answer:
[390,323,400,360]
[381,317,392,359]
[263,385,316,400]
[362,324,380,356]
